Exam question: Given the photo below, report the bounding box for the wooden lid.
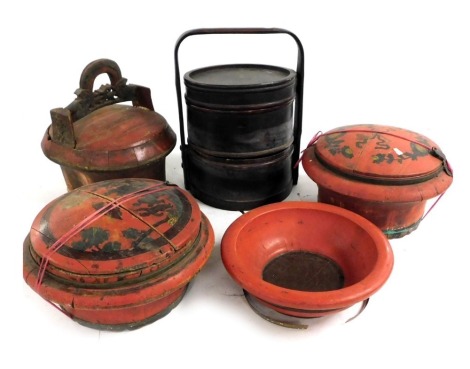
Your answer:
[27,179,202,285]
[185,64,295,88]
[43,105,176,171]
[302,124,453,203]
[313,124,447,185]
[73,105,171,151]
[184,64,296,107]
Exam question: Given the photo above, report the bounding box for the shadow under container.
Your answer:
[42,59,176,191]
[175,28,304,211]
[221,201,394,326]
[302,124,453,239]
[23,178,214,330]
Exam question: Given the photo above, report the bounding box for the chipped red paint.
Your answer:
[302,124,453,238]
[42,59,176,191]
[23,178,214,330]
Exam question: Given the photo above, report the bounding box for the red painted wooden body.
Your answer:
[302,124,453,238]
[23,178,214,330]
[42,59,176,191]
[221,202,394,322]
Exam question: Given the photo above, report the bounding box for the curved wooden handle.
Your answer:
[49,59,154,147]
[174,28,305,186]
[79,58,123,91]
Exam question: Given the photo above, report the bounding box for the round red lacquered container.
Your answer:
[23,178,214,330]
[42,59,177,191]
[302,124,453,238]
[221,201,394,326]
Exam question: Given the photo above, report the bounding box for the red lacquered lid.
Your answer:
[27,178,202,285]
[302,124,453,202]
[314,124,445,184]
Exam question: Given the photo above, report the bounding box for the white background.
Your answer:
[2,1,469,368]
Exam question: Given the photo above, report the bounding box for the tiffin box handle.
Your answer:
[174,28,305,187]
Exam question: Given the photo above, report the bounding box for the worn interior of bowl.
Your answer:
[235,208,379,290]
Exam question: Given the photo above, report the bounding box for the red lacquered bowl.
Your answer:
[221,201,394,323]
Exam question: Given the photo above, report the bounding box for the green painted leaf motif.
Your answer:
[410,142,430,157]
[133,196,173,217]
[328,148,339,155]
[103,181,138,197]
[372,154,386,164]
[102,241,122,252]
[72,227,110,251]
[356,134,369,148]
[325,132,346,156]
[122,228,145,240]
[341,146,354,159]
[122,228,162,251]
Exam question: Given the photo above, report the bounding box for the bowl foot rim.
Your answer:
[243,290,369,329]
